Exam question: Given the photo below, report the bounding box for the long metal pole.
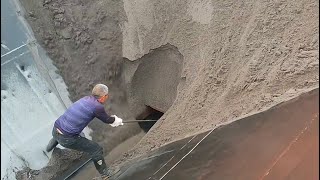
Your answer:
[123,120,158,123]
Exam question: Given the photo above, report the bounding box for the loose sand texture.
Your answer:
[19,0,319,178]
[114,0,319,167]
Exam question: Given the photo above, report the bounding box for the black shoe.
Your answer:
[98,169,111,180]
[46,138,58,152]
[101,174,111,180]
[101,167,120,179]
[94,167,121,180]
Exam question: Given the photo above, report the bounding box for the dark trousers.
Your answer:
[51,128,108,175]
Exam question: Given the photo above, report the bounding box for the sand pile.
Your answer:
[20,0,318,178]
[113,0,319,164]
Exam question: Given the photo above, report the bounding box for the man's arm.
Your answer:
[94,105,115,124]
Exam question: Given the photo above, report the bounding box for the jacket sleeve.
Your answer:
[94,105,115,124]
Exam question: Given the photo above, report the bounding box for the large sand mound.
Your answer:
[119,0,319,161]
[19,0,318,178]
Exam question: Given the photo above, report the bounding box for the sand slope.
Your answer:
[19,0,319,177]
[118,0,319,162]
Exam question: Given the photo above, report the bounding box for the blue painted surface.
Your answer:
[1,0,28,55]
[1,0,74,179]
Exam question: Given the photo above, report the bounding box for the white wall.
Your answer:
[1,0,91,179]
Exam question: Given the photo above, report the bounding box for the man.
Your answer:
[46,84,123,178]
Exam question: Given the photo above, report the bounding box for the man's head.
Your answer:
[92,84,109,103]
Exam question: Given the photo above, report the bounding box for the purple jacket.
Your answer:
[54,95,115,136]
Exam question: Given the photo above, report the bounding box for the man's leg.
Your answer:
[59,135,110,176]
[52,129,112,177]
[46,128,59,152]
[46,138,59,152]
[47,129,85,152]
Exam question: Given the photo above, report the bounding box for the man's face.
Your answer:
[99,94,109,104]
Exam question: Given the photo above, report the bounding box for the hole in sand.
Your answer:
[128,44,183,133]
[138,106,164,132]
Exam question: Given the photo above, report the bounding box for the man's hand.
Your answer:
[110,115,124,127]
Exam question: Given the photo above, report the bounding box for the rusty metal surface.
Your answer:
[112,89,319,180]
